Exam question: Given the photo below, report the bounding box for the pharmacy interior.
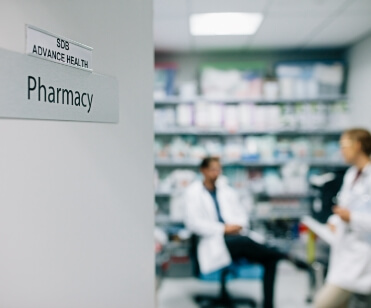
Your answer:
[153,1,371,307]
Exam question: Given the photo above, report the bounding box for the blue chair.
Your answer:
[190,235,262,308]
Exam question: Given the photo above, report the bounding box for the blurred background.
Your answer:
[153,1,371,307]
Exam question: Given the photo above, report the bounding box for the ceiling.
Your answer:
[154,0,371,52]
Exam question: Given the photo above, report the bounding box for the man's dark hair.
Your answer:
[200,156,220,169]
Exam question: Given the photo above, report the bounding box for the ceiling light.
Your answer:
[190,12,263,36]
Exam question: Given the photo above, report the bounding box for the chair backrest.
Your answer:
[189,234,201,277]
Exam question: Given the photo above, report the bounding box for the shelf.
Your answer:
[155,159,201,168]
[155,191,316,199]
[154,95,347,106]
[155,128,344,136]
[251,212,309,221]
[257,192,316,199]
[155,158,348,168]
[252,206,311,221]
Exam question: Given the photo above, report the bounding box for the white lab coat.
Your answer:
[184,180,248,274]
[327,163,371,294]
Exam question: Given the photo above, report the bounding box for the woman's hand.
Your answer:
[328,223,337,233]
[333,206,351,222]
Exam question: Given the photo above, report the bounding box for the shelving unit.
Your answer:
[154,95,349,223]
[155,191,317,199]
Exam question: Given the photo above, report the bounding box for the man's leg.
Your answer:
[314,283,352,308]
[224,235,286,308]
[224,234,286,262]
[261,259,278,308]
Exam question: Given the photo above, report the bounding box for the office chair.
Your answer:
[189,235,259,308]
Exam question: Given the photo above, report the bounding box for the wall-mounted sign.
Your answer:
[26,25,93,72]
[0,47,118,123]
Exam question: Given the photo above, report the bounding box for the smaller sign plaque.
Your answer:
[26,25,93,72]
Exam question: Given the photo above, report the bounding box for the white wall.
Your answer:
[0,1,154,307]
[348,33,371,130]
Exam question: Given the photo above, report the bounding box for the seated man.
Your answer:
[184,156,309,308]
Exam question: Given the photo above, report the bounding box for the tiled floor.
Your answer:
[158,261,314,308]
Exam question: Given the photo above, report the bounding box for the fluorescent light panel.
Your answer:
[190,12,263,36]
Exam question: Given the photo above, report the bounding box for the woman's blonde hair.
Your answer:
[343,128,371,156]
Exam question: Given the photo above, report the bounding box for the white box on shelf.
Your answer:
[279,78,295,99]
[258,136,277,160]
[265,106,282,130]
[263,80,279,101]
[195,101,223,128]
[179,81,197,100]
[170,195,186,222]
[253,106,267,130]
[209,103,223,128]
[154,107,176,129]
[176,104,193,127]
[194,101,209,127]
[239,104,254,130]
[224,105,239,132]
[224,136,244,160]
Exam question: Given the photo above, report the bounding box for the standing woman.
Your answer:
[315,128,371,308]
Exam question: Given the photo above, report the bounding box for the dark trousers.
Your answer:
[224,235,286,308]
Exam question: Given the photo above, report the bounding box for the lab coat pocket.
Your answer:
[198,235,231,274]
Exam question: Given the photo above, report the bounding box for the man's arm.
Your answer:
[184,190,225,237]
[224,224,242,234]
